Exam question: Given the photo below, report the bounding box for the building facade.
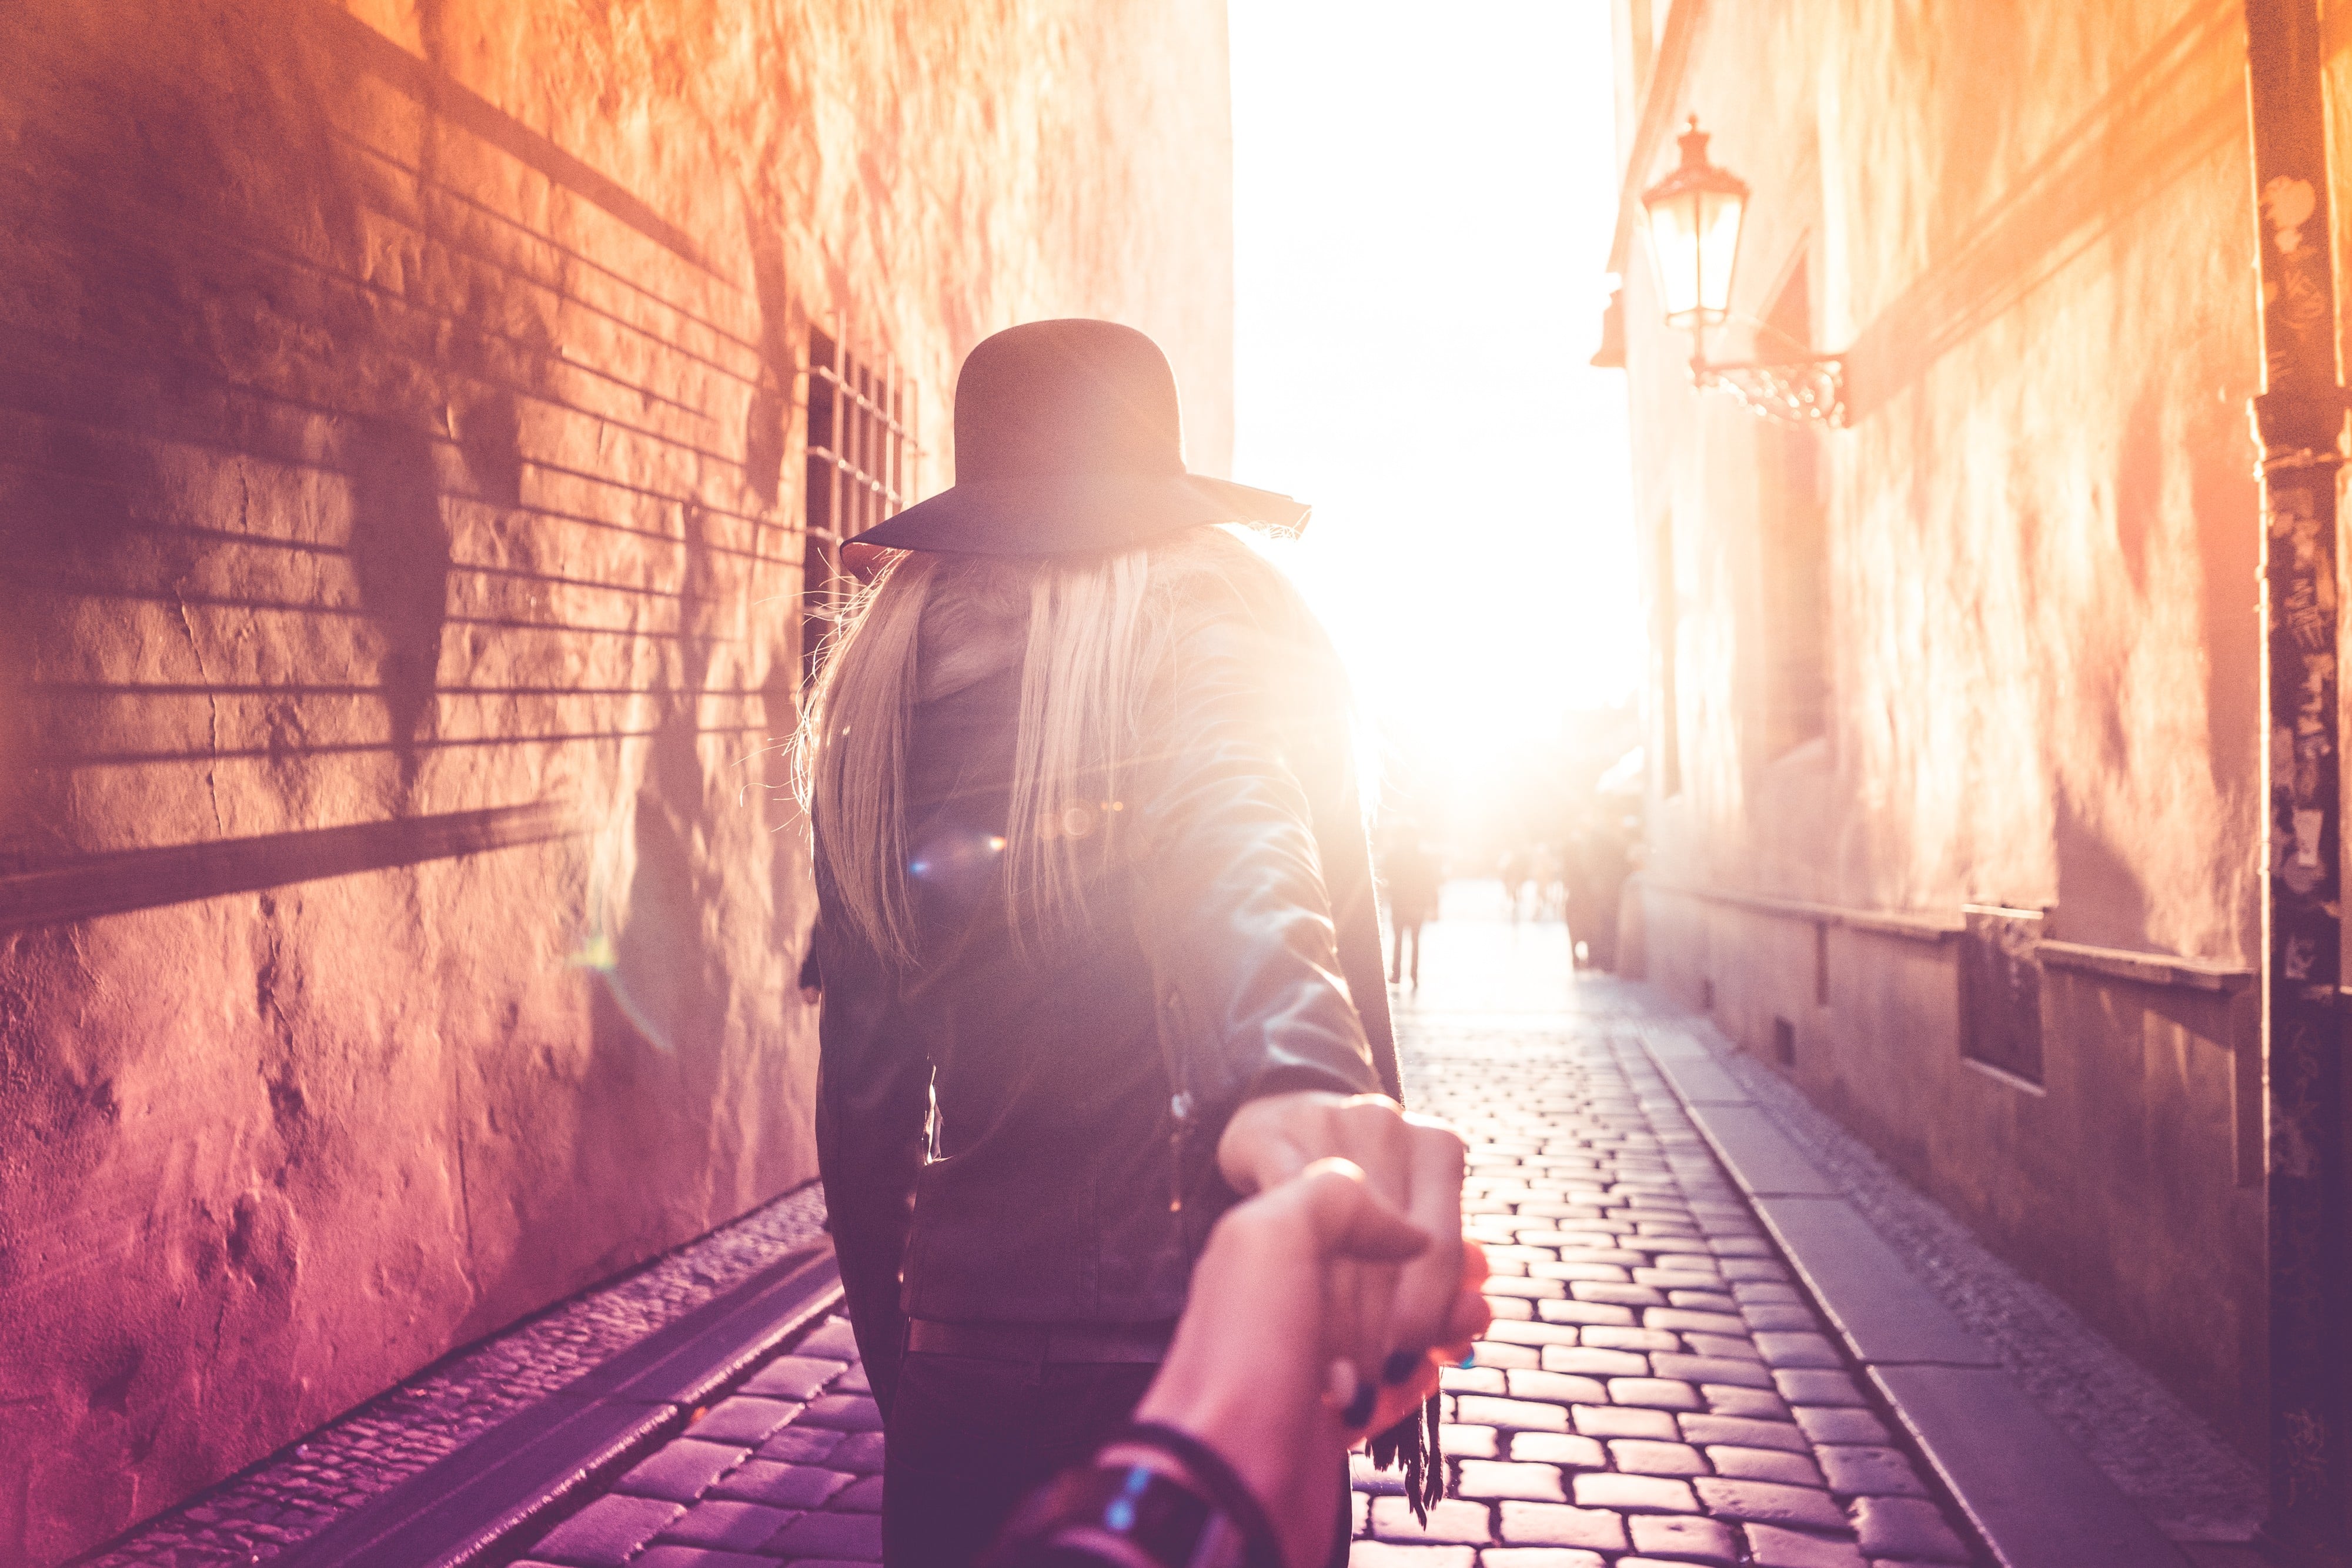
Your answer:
[1608,0,2273,1459]
[0,2,1237,1560]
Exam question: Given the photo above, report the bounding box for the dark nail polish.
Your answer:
[1342,1382,1377,1427]
[1382,1349,1421,1386]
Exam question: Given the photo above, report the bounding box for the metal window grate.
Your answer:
[801,327,918,683]
[1960,905,2044,1083]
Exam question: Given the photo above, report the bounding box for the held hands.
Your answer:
[1216,1090,1471,1425]
[1123,1159,1491,1568]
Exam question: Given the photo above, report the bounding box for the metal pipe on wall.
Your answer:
[2243,0,2350,1557]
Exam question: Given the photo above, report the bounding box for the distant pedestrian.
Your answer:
[1385,831,1442,987]
[1500,845,1531,922]
[798,321,1457,1567]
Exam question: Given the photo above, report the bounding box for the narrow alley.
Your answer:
[88,890,2255,1568]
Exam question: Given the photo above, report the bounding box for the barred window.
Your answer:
[802,328,917,683]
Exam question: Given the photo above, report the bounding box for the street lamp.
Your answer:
[1639,116,1847,426]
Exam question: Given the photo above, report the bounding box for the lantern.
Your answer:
[1640,116,1749,331]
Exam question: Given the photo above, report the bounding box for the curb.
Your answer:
[1635,1025,2190,1568]
[272,1243,844,1568]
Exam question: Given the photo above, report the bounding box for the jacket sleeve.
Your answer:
[1126,619,1382,1171]
[813,932,928,1418]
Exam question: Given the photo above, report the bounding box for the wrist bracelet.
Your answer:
[981,1422,1283,1568]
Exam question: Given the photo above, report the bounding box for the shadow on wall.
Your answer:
[345,419,453,794]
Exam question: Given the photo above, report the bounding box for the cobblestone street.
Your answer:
[485,887,1977,1568]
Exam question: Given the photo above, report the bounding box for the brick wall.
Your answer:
[0,1,1234,1559]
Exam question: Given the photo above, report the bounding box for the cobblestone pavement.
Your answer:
[87,1183,831,1567]
[1358,962,1981,1566]
[504,891,1983,1567]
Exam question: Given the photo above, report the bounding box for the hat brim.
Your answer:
[850,473,1311,556]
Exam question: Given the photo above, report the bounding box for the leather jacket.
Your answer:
[812,615,1398,1415]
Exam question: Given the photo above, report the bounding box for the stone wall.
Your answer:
[0,2,1234,1560]
[1609,0,2269,1447]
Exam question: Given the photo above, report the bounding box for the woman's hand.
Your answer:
[1118,1159,1488,1568]
[1216,1091,1467,1419]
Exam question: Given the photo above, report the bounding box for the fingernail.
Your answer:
[1342,1380,1377,1428]
[1457,1350,1477,1370]
[1382,1350,1421,1386]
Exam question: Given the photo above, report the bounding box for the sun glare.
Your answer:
[1231,0,1640,836]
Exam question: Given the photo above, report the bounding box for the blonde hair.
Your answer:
[794,525,1348,967]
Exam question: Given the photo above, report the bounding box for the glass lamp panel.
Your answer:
[1645,188,1705,327]
[1694,187,1748,325]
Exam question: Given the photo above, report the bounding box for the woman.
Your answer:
[797,320,1461,1566]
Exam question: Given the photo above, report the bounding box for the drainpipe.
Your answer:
[2244,0,2350,1559]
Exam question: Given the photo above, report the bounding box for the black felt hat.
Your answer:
[853,319,1310,555]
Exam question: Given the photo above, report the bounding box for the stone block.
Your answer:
[1705,1446,1824,1486]
[1541,1345,1648,1377]
[1473,1340,1542,1369]
[827,1475,885,1512]
[1691,1477,1849,1531]
[1508,1431,1607,1468]
[799,1394,885,1432]
[614,1440,751,1503]
[830,1431,888,1473]
[1457,1395,1570,1432]
[1481,1320,1585,1347]
[1651,1355,1772,1390]
[1627,1512,1740,1565]
[741,1356,850,1402]
[1702,1386,1790,1420]
[1476,1551,1606,1568]
[530,1494,686,1567]
[1665,1291,1740,1313]
[1607,1378,1704,1411]
[655,1500,800,1550]
[1445,1366,1510,1395]
[1645,1309,1748,1336]
[1494,1500,1629,1550]
[1752,1333,1842,1370]
[1742,1306,1820,1333]
[1506,1369,1610,1406]
[764,1509,884,1560]
[1815,1446,1928,1498]
[796,1321,861,1360]
[1678,1415,1808,1453]
[1538,1300,1639,1327]
[1488,1296,1536,1320]
[1740,1522,1867,1568]
[757,1426,846,1465]
[1847,1496,1970,1562]
[1607,1439,1708,1476]
[1455,1460,1566,1502]
[1572,1404,1679,1439]
[688,1397,804,1445]
[1581,1326,1682,1353]
[1569,1472,1699,1513]
[1683,1333,1765,1362]
[1571,1281,1666,1308]
[1442,1425,1501,1458]
[630,1550,779,1568]
[1773,1369,1865,1407]
[1370,1496,1494,1544]
[1345,1546,1475,1568]
[1792,1407,1890,1446]
[706,1462,854,1508]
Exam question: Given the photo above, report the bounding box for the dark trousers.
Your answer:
[884,1350,1158,1568]
[884,1350,1358,1566]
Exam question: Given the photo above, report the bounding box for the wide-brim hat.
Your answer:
[852,319,1309,556]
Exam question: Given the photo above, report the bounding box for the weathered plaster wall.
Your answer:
[1613,0,2268,1446]
[0,2,1234,1560]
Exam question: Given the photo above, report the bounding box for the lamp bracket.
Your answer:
[1691,350,1847,427]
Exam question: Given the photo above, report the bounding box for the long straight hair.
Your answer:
[794,525,1349,967]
